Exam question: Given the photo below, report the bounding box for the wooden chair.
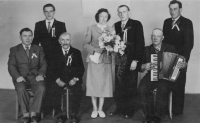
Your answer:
[15,89,43,119]
[153,89,173,119]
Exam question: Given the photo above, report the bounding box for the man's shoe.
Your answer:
[56,115,65,123]
[31,116,38,123]
[71,115,78,123]
[152,116,161,123]
[124,114,133,119]
[109,110,122,116]
[143,115,152,123]
[21,116,30,123]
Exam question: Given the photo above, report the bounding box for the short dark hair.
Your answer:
[118,5,130,11]
[43,3,55,12]
[95,8,111,23]
[19,28,33,36]
[169,0,182,8]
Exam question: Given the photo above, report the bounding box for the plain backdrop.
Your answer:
[0,0,199,93]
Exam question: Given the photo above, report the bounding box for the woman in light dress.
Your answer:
[83,8,114,118]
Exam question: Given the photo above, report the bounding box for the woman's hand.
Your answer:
[95,48,104,54]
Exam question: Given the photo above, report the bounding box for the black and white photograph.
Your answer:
[0,0,199,123]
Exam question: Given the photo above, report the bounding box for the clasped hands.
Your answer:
[56,78,78,87]
[16,75,44,83]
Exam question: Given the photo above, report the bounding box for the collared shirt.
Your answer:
[97,23,107,31]
[62,46,70,55]
[45,18,54,29]
[121,18,129,27]
[22,44,31,50]
[172,15,180,24]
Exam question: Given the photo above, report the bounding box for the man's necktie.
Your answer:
[48,22,51,33]
[65,50,68,57]
[121,23,125,31]
[25,46,29,59]
[172,20,175,27]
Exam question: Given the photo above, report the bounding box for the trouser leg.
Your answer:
[138,75,153,116]
[15,82,30,113]
[172,71,186,114]
[29,78,46,113]
[154,80,170,117]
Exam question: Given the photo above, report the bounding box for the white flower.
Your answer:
[99,41,105,48]
[114,45,119,52]
[119,49,124,55]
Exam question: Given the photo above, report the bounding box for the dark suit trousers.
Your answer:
[138,74,170,118]
[171,71,186,114]
[114,70,138,114]
[44,83,82,116]
[14,75,46,113]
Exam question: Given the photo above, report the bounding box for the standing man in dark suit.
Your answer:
[110,5,145,118]
[8,28,47,123]
[32,3,66,115]
[33,3,66,65]
[50,32,84,123]
[162,0,194,116]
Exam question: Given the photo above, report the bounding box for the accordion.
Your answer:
[151,52,184,82]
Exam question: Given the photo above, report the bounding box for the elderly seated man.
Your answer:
[49,32,85,123]
[138,28,186,123]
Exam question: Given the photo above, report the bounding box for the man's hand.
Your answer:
[130,61,137,70]
[56,79,66,87]
[141,62,154,71]
[177,61,187,69]
[69,78,77,86]
[16,76,26,83]
[36,75,44,82]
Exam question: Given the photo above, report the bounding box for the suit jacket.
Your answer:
[32,19,66,62]
[163,16,194,63]
[83,24,113,64]
[51,46,85,87]
[114,18,145,65]
[8,44,47,83]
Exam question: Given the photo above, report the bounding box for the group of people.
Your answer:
[7,0,193,123]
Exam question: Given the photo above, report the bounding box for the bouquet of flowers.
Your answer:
[98,30,126,55]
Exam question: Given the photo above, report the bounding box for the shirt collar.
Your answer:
[45,18,55,28]
[62,46,70,55]
[172,15,180,23]
[22,44,31,50]
[97,23,107,31]
[121,18,129,26]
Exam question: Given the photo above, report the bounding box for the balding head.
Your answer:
[151,28,164,47]
[59,32,72,50]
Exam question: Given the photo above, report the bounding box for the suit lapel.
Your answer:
[95,24,103,34]
[42,20,49,33]
[18,44,29,63]
[168,16,182,37]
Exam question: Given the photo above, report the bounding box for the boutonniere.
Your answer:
[52,27,56,37]
[31,53,37,59]
[122,26,131,32]
[66,53,73,66]
[172,24,180,31]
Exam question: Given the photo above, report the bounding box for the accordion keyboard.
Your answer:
[151,54,158,81]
